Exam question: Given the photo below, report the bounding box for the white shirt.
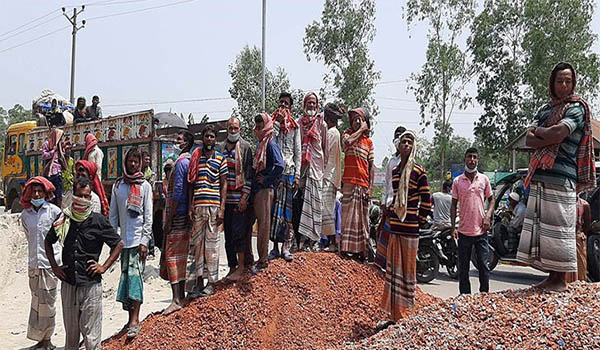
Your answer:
[87,146,104,180]
[432,192,452,225]
[273,121,302,177]
[91,191,101,214]
[21,202,62,269]
[109,180,153,248]
[510,202,526,230]
[323,127,342,189]
[382,154,401,207]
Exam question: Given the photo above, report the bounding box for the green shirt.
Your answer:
[62,157,75,191]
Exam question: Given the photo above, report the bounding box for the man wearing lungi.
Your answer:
[45,177,123,350]
[321,103,344,252]
[518,62,595,292]
[379,131,431,328]
[270,92,301,262]
[162,131,193,315]
[188,125,228,296]
[339,108,375,260]
[451,148,494,294]
[252,113,284,274]
[221,117,254,280]
[109,148,153,339]
[21,177,62,350]
[297,92,329,250]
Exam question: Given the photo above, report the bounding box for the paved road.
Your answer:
[418,262,546,299]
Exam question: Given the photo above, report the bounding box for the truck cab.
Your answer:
[2,121,37,211]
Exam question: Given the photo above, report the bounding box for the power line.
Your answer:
[0,25,70,54]
[379,105,483,116]
[0,8,57,38]
[0,15,62,43]
[86,0,160,6]
[86,0,198,21]
[103,96,232,107]
[376,120,475,125]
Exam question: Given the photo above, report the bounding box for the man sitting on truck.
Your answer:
[73,97,88,123]
[85,95,103,120]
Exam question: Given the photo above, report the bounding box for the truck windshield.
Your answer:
[5,135,17,158]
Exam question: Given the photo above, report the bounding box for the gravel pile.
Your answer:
[103,253,437,350]
[343,282,600,350]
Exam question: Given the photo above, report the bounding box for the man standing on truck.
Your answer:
[83,133,103,180]
[20,177,62,350]
[187,125,228,297]
[109,148,153,339]
[42,128,65,208]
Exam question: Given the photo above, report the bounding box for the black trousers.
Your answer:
[224,204,249,268]
[458,232,490,294]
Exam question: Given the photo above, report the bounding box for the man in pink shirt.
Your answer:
[450,147,495,294]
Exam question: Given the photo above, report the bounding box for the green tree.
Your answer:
[405,0,477,180]
[303,0,380,131]
[469,0,527,154]
[228,45,301,142]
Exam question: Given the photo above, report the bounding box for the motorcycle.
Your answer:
[416,222,459,283]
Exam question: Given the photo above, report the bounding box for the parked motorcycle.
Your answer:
[416,222,459,283]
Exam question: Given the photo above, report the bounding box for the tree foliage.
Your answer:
[304,0,380,131]
[469,0,599,154]
[405,0,476,180]
[228,45,303,142]
[0,104,34,168]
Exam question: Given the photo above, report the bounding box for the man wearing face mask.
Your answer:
[188,125,228,297]
[162,131,193,315]
[221,117,254,280]
[20,177,62,350]
[297,92,328,251]
[450,148,494,295]
[45,176,123,350]
[109,148,153,339]
[270,92,301,261]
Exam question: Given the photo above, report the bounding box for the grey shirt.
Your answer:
[432,192,452,226]
[273,121,301,177]
[109,180,153,248]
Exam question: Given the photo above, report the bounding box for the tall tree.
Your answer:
[522,0,599,112]
[405,0,477,180]
[469,0,527,154]
[228,45,302,142]
[304,0,380,131]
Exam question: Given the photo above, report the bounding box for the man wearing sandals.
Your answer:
[109,148,153,339]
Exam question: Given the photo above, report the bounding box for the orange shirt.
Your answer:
[342,131,374,188]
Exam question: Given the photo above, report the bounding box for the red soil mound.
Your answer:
[103,252,438,350]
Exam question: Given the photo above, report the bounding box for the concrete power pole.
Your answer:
[261,0,266,112]
[63,6,85,104]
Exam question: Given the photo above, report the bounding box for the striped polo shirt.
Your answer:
[222,148,252,205]
[531,103,585,186]
[388,164,432,236]
[192,152,228,207]
[342,132,374,188]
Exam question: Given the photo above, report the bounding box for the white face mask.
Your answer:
[173,144,182,153]
[465,165,478,173]
[227,133,240,143]
[305,109,317,117]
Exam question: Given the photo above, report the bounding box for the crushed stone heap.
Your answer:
[103,253,437,350]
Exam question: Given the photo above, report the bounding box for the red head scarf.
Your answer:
[253,112,274,173]
[75,160,110,217]
[20,176,56,209]
[84,133,98,160]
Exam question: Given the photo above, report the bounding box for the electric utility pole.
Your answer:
[63,6,85,104]
[261,0,266,111]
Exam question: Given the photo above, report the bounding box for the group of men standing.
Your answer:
[19,62,596,349]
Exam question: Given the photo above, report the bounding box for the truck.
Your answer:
[2,109,169,212]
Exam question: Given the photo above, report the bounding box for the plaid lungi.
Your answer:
[321,180,337,237]
[164,215,191,284]
[298,176,323,242]
[27,268,57,341]
[375,220,391,269]
[191,206,220,283]
[339,184,369,255]
[61,282,102,350]
[517,181,577,272]
[270,174,295,243]
[117,247,145,310]
[380,234,418,321]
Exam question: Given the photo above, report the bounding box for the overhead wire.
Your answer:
[0,15,63,44]
[0,8,58,38]
[0,25,71,54]
[86,0,199,21]
[103,96,232,107]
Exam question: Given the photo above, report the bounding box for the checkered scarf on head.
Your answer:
[523,62,596,193]
[253,112,274,173]
[20,176,55,209]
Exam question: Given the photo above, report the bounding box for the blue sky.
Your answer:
[1,0,598,165]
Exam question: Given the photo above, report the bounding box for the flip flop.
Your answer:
[126,324,141,339]
[282,250,293,262]
[268,249,280,260]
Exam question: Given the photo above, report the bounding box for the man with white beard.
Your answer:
[297,92,329,250]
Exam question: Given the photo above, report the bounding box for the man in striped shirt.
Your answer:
[188,125,228,297]
[221,117,254,281]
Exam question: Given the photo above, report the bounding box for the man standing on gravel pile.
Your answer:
[451,148,494,295]
[20,177,62,350]
[110,148,153,339]
[379,130,431,328]
[517,62,595,292]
